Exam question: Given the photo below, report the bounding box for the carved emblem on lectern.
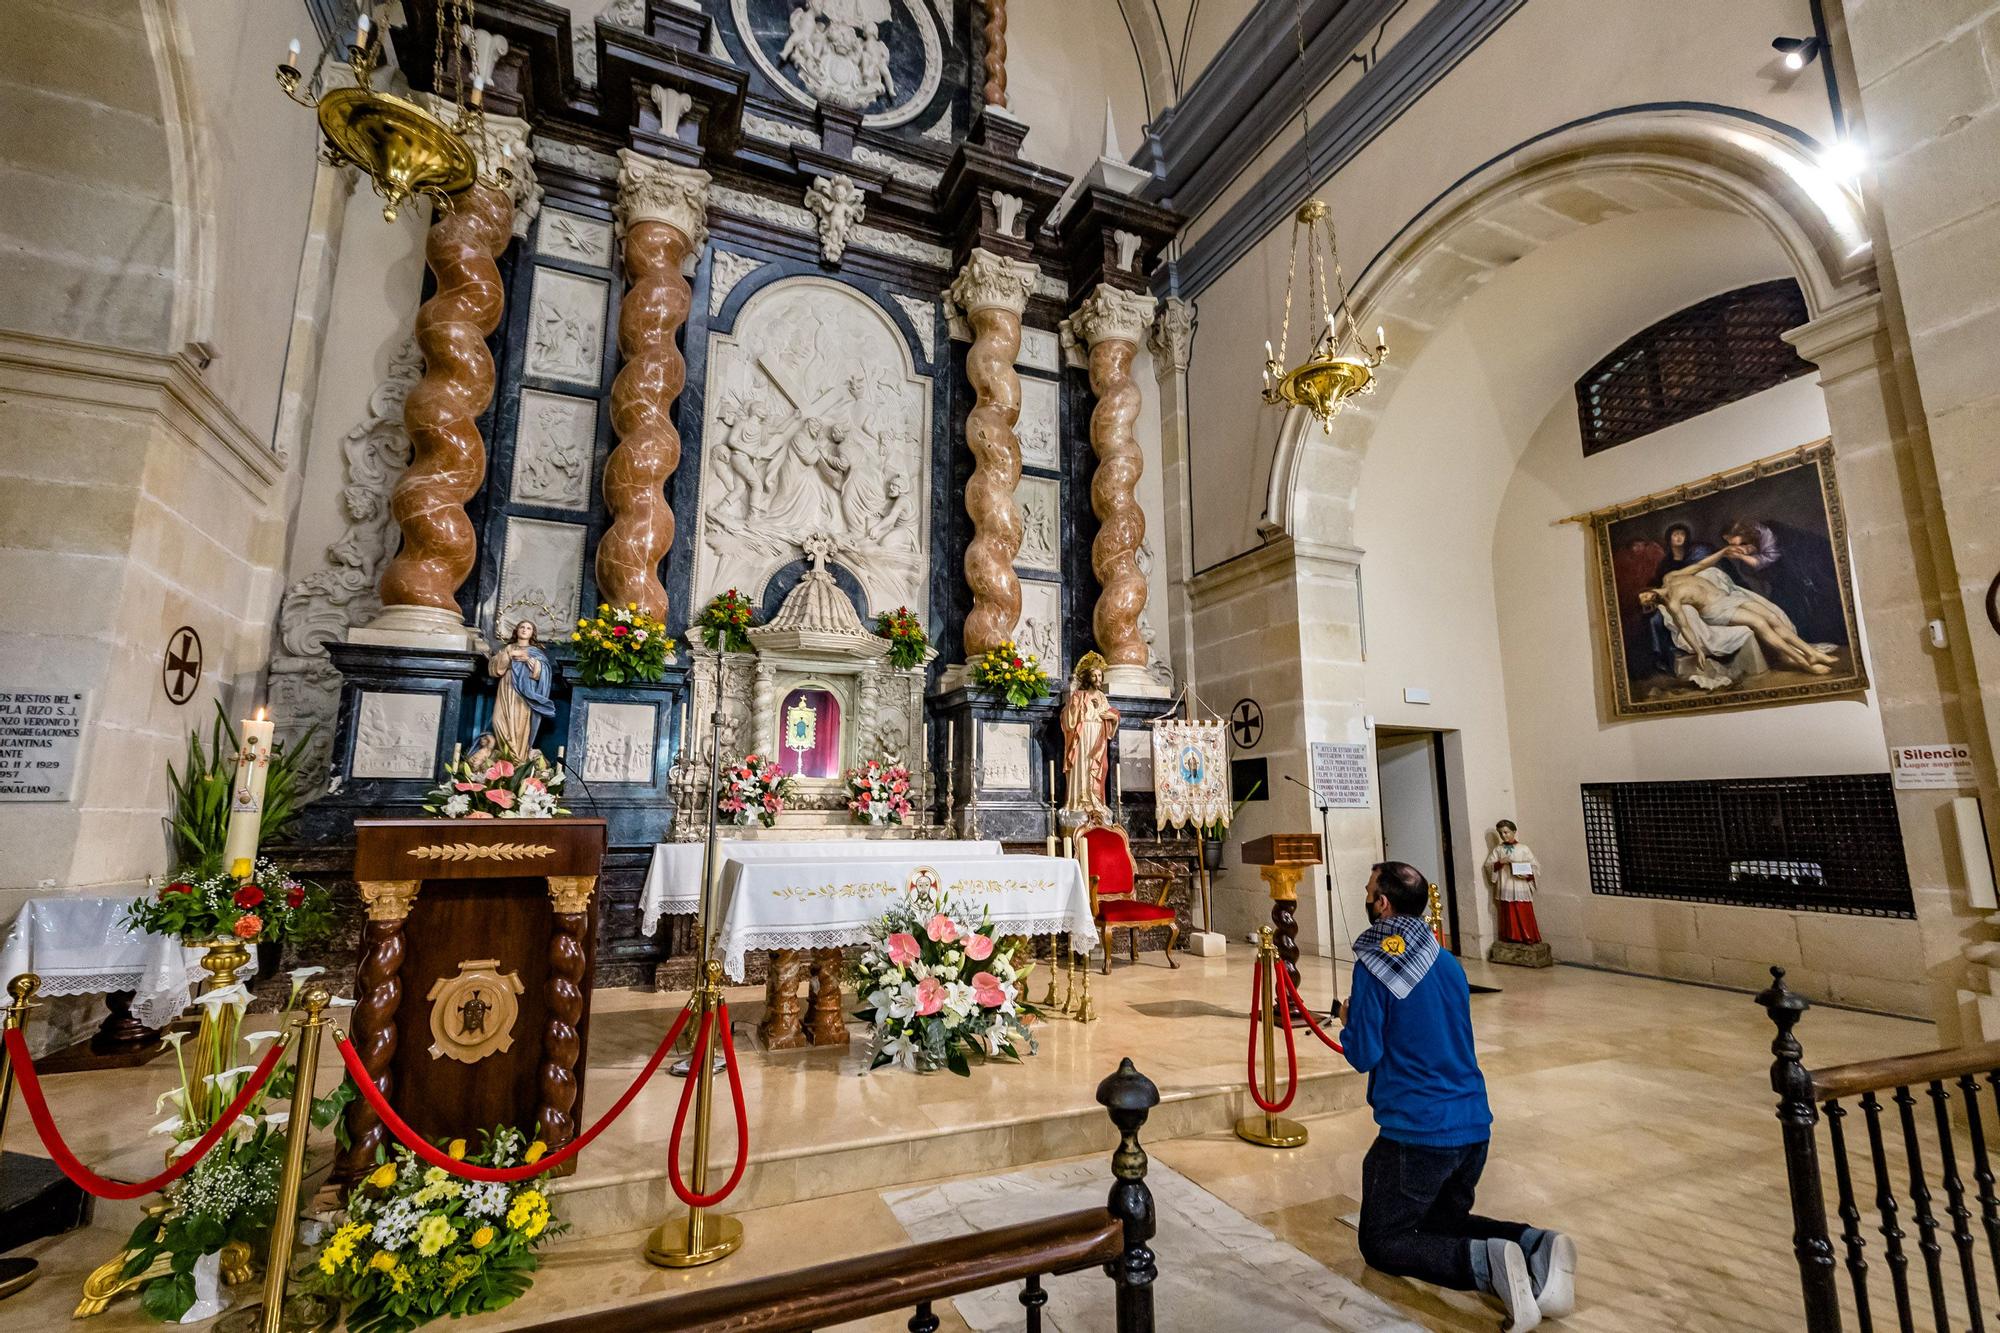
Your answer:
[427,960,525,1064]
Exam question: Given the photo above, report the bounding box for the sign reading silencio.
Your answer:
[0,689,87,801]
[1891,742,1975,790]
[1309,741,1372,809]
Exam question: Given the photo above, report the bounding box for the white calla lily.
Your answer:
[192,983,251,1013]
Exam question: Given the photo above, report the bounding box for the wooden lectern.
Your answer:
[338,817,608,1182]
[1240,832,1323,1025]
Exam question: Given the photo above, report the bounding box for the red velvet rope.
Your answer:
[1277,965,1344,1054]
[1245,955,1298,1114]
[3,1027,287,1201]
[666,1000,750,1208]
[335,1000,694,1183]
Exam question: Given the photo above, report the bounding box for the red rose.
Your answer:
[162,881,193,898]
[285,886,305,909]
[233,914,263,940]
[612,625,629,637]
[234,884,265,909]
[1012,657,1023,668]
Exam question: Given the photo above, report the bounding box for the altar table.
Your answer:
[638,838,1003,934]
[0,897,203,1049]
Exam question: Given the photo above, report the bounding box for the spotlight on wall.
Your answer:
[1772,35,1824,72]
[1820,138,1868,182]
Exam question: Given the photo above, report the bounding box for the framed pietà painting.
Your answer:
[1589,439,1867,719]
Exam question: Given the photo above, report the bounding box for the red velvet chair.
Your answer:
[1081,823,1179,974]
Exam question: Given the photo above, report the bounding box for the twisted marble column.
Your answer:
[1072,284,1158,675]
[599,151,710,618]
[378,183,515,620]
[981,0,1008,107]
[949,248,1039,658]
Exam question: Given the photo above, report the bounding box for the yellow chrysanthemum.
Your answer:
[416,1213,458,1258]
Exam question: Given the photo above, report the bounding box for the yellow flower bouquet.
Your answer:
[310,1127,561,1333]
[970,639,1052,708]
[570,602,673,686]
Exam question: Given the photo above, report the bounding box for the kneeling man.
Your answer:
[1340,860,1575,1330]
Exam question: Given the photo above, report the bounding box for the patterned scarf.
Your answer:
[1354,914,1440,1000]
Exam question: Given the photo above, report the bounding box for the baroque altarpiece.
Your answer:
[272,0,1195,983]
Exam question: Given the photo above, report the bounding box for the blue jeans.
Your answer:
[1358,1136,1528,1290]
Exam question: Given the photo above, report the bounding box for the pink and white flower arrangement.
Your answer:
[851,894,1037,1076]
[845,759,914,826]
[423,751,568,820]
[719,753,795,828]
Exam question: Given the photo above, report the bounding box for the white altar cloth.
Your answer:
[714,853,1096,981]
[0,896,204,1028]
[640,838,1003,933]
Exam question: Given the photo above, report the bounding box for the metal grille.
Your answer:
[1576,279,1814,455]
[1580,774,1913,917]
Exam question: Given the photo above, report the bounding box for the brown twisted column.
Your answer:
[539,875,595,1176]
[981,0,1008,107]
[378,184,514,621]
[339,880,419,1181]
[1072,285,1158,679]
[599,152,710,618]
[948,248,1038,658]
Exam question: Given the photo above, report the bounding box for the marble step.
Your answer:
[546,1061,1366,1241]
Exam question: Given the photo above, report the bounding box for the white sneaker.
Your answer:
[1482,1238,1542,1332]
[1534,1232,1577,1319]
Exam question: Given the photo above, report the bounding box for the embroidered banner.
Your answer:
[1151,719,1230,832]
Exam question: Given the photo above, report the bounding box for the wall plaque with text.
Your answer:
[0,689,87,801]
[1308,741,1372,809]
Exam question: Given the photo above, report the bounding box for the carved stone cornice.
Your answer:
[616,149,712,247]
[1070,283,1157,348]
[417,99,540,237]
[947,247,1037,318]
[1149,297,1196,374]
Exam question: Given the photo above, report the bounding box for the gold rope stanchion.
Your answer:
[1074,947,1096,1024]
[216,987,337,1333]
[646,960,743,1268]
[1235,929,1307,1149]
[644,708,743,1269]
[0,973,42,1301]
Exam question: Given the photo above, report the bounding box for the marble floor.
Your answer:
[2,957,1947,1329]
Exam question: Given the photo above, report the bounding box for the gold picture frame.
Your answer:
[1589,438,1868,719]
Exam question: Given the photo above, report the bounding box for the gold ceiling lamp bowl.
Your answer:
[1259,2,1388,432]
[277,2,505,223]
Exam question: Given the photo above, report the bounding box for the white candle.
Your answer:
[221,709,275,874]
[285,37,301,67]
[355,12,371,47]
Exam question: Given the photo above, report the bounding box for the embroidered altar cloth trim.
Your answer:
[715,854,1096,981]
[0,896,204,1029]
[639,838,1003,933]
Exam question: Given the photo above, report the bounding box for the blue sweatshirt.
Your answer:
[1339,944,1492,1148]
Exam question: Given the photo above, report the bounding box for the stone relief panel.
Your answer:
[511,390,596,510]
[980,720,1031,790]
[525,267,608,387]
[581,700,659,783]
[353,692,442,780]
[1018,375,1060,472]
[1018,326,1060,373]
[537,208,613,267]
[496,516,588,638]
[1016,474,1060,574]
[732,0,943,128]
[1018,578,1063,679]
[890,293,937,363]
[709,251,766,317]
[695,275,931,614]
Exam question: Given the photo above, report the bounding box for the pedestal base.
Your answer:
[1183,930,1228,957]
[1489,940,1554,969]
[1234,1113,1308,1148]
[645,1212,744,1268]
[214,1293,339,1333]
[1103,664,1171,698]
[347,604,487,651]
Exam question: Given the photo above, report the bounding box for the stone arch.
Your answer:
[144,0,220,350]
[1265,107,1878,546]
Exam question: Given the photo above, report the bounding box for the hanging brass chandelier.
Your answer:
[1259,0,1388,431]
[277,2,502,222]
